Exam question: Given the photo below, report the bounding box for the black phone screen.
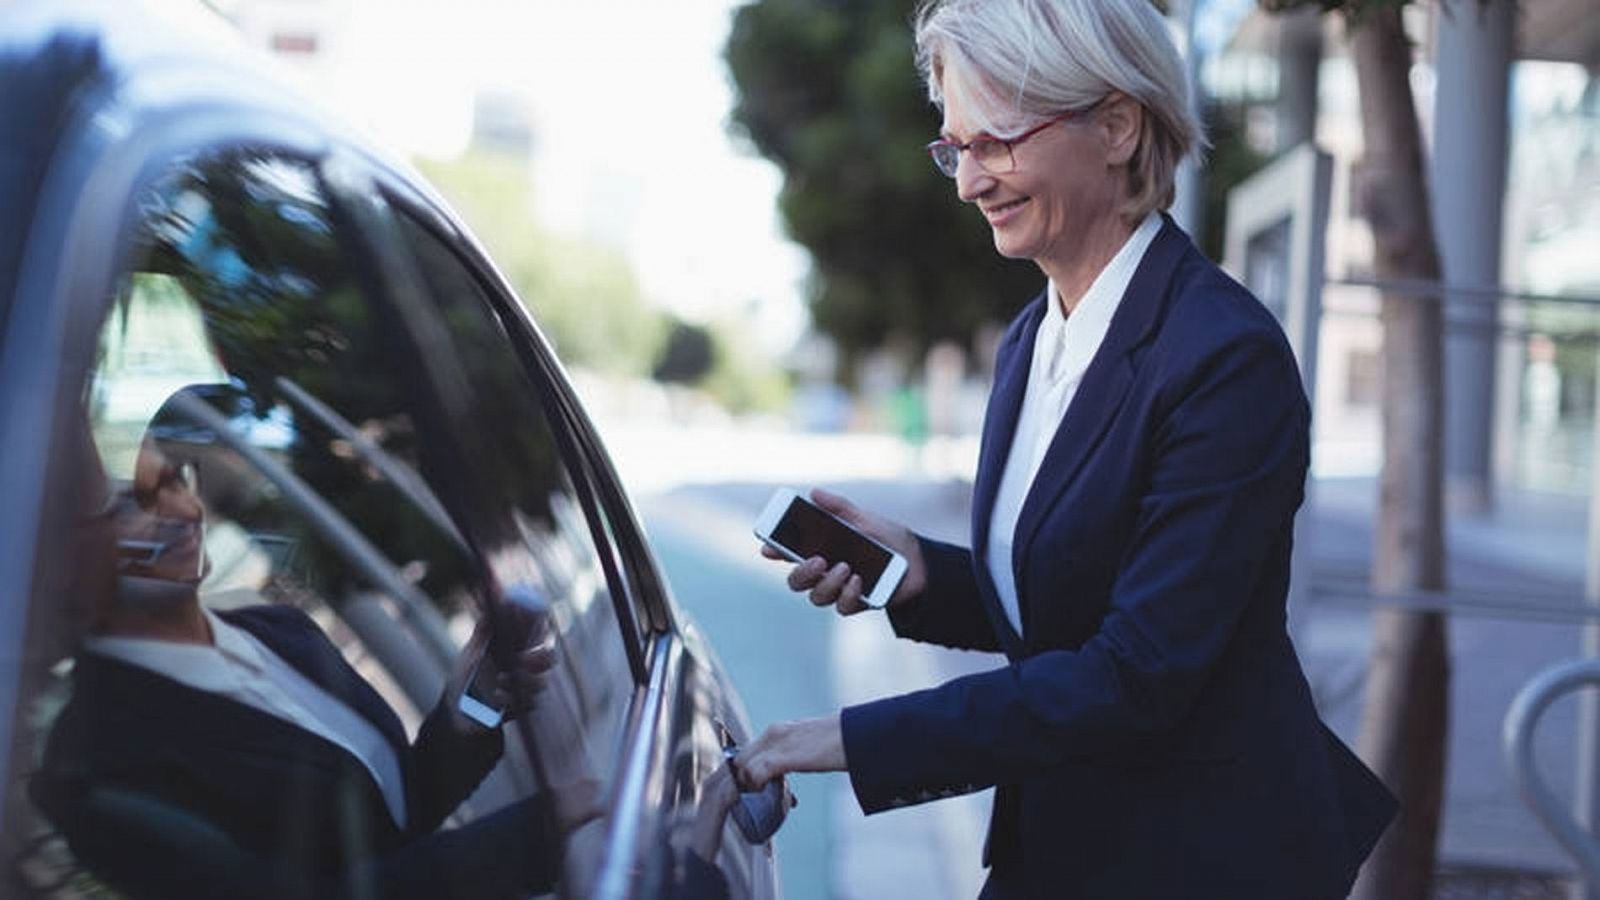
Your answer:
[771,496,891,593]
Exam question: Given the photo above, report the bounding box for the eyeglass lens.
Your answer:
[930,138,1014,178]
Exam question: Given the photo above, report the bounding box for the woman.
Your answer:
[733,1,1396,897]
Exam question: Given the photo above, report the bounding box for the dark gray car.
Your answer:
[0,1,778,897]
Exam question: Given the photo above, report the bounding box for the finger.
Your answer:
[836,573,867,616]
[760,543,787,560]
[732,749,774,790]
[732,728,780,790]
[518,644,556,674]
[501,668,545,697]
[810,487,861,524]
[809,561,851,608]
[786,556,827,592]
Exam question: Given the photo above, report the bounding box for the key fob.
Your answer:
[728,765,789,844]
[713,718,791,845]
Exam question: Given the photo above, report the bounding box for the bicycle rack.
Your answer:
[1503,658,1600,888]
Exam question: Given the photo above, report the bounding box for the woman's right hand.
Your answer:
[760,488,926,615]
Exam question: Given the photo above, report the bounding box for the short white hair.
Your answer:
[914,0,1203,221]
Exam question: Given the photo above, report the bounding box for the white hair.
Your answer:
[914,0,1204,221]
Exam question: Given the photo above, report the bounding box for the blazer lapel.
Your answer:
[223,608,411,757]
[1010,218,1192,632]
[970,291,1048,658]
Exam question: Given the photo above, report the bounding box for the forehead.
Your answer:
[937,59,1017,138]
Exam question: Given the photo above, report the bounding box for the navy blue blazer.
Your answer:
[841,218,1395,899]
[32,604,558,900]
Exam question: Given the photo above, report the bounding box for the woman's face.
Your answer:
[938,67,1128,272]
[112,441,207,586]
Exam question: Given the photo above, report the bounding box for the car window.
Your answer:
[387,208,640,745]
[11,150,582,899]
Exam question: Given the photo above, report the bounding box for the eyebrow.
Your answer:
[938,127,997,143]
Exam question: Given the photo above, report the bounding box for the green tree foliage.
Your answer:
[653,317,718,384]
[414,153,664,377]
[725,0,1041,377]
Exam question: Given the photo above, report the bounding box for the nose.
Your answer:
[954,152,994,204]
[158,479,204,524]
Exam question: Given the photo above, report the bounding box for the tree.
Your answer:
[414,153,664,378]
[1260,2,1452,896]
[724,0,1041,379]
[653,317,717,385]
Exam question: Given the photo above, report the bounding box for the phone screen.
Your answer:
[771,496,891,593]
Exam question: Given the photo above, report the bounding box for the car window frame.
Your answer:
[367,174,668,666]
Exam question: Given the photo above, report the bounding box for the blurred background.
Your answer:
[195,0,1597,896]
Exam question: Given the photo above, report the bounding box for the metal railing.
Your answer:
[1505,659,1600,889]
[1224,141,1600,888]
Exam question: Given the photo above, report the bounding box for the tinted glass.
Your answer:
[389,209,636,777]
[10,151,575,899]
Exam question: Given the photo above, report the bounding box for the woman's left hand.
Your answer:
[732,715,846,790]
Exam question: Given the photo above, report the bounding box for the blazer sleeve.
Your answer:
[405,700,504,836]
[841,332,1309,812]
[885,536,1000,652]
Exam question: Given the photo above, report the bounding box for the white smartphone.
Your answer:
[456,584,551,729]
[753,487,908,609]
[456,649,505,729]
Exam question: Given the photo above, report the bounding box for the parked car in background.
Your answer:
[0,1,779,897]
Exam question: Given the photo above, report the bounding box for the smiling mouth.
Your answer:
[983,198,1028,221]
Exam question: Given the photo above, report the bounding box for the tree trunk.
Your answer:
[1345,6,1451,899]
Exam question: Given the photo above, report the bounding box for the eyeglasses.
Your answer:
[131,460,198,509]
[925,98,1106,178]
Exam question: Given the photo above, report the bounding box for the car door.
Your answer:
[350,171,781,900]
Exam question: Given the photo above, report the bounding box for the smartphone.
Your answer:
[456,649,505,729]
[456,584,551,729]
[753,487,907,609]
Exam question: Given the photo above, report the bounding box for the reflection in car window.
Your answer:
[389,208,635,802]
[15,151,572,899]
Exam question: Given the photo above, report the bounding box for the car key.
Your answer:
[713,718,793,845]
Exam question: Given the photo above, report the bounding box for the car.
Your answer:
[0,1,780,897]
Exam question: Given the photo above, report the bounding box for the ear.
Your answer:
[1098,93,1142,168]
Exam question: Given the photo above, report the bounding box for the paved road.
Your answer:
[638,481,994,900]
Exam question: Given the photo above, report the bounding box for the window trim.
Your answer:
[371,180,668,669]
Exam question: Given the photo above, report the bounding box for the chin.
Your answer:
[991,230,1040,263]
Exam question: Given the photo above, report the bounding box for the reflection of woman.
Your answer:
[33,401,580,900]
[735,1,1396,897]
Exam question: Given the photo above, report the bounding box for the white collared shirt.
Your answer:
[985,213,1162,636]
[85,608,409,828]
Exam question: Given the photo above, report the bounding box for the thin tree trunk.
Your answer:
[1345,6,1451,899]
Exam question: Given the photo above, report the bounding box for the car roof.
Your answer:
[0,0,514,769]
[0,0,462,282]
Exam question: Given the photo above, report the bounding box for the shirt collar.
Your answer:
[1043,213,1161,336]
[1039,212,1161,381]
[206,607,268,675]
[84,606,267,689]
